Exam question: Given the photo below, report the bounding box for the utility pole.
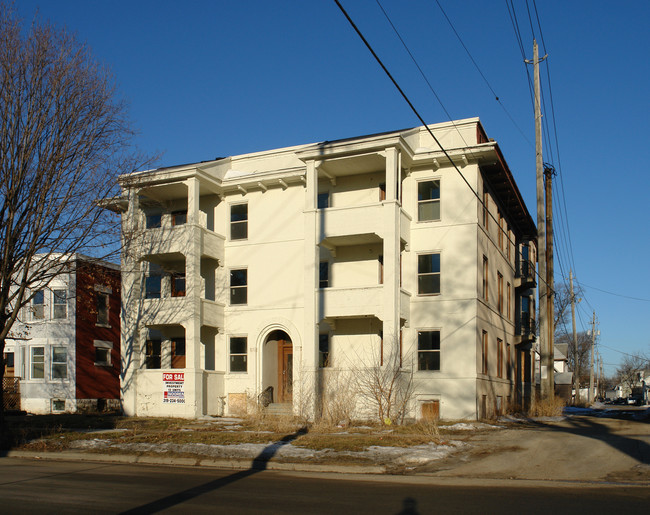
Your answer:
[530,39,549,400]
[588,313,595,402]
[570,270,580,404]
[599,356,604,400]
[545,164,555,398]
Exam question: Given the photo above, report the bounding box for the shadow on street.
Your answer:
[120,426,308,515]
[529,414,650,465]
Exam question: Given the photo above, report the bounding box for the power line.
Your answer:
[373,0,471,150]
[431,0,533,147]
[599,343,649,359]
[576,281,650,303]
[333,0,550,290]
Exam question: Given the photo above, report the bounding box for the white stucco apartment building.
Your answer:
[114,118,537,421]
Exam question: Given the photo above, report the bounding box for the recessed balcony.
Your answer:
[318,204,410,249]
[141,224,224,262]
[142,297,224,329]
[319,285,411,321]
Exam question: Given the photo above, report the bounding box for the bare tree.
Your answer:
[351,338,415,425]
[616,354,649,395]
[0,5,143,432]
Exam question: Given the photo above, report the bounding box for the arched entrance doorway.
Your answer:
[264,330,293,403]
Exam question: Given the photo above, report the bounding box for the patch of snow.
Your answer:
[444,422,501,431]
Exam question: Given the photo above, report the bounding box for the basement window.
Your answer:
[52,400,66,412]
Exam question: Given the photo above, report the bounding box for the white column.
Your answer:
[382,148,401,364]
[121,187,142,415]
[186,176,203,416]
[187,176,200,226]
[303,160,319,417]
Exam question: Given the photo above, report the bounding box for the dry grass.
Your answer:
[528,397,567,417]
[3,413,459,454]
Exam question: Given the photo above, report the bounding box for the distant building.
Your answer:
[534,343,574,401]
[113,118,537,420]
[3,255,121,414]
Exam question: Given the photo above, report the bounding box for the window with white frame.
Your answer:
[51,346,67,379]
[52,400,66,412]
[230,203,248,240]
[32,289,45,320]
[417,253,440,295]
[417,180,440,221]
[96,292,109,326]
[53,289,67,319]
[417,330,440,371]
[94,341,113,366]
[31,346,45,379]
[229,336,247,372]
[230,269,247,305]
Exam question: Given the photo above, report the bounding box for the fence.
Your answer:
[2,377,21,411]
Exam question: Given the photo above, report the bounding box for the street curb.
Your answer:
[4,451,649,489]
[3,450,387,475]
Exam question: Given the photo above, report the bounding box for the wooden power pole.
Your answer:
[570,270,580,404]
[545,164,555,398]
[530,39,550,400]
[588,312,596,403]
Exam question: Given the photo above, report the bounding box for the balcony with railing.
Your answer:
[515,258,536,289]
[515,314,536,345]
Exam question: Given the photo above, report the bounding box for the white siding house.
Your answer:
[114,118,537,420]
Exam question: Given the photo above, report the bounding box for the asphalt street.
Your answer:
[0,457,647,514]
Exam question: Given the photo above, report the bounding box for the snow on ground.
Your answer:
[69,438,466,467]
[443,422,502,431]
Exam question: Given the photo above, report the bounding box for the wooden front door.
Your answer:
[277,341,293,403]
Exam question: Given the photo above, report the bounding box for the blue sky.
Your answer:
[15,1,650,375]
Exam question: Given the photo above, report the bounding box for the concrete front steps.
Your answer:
[265,402,293,417]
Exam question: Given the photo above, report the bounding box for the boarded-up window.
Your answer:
[422,400,440,421]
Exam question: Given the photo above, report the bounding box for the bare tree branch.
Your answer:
[0,4,148,431]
